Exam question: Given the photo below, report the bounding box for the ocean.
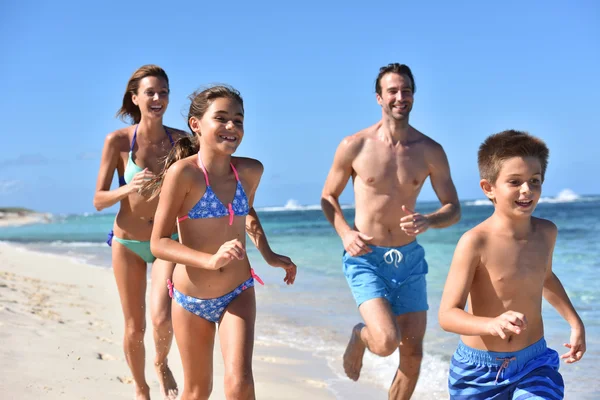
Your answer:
[1,191,598,399]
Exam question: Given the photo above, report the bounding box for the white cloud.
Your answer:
[0,180,23,194]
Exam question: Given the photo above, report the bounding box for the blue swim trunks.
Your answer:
[448,338,564,399]
[342,241,429,315]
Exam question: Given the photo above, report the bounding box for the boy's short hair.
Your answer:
[478,130,549,184]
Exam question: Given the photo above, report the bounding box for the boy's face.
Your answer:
[481,156,543,216]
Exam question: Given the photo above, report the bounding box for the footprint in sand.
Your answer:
[96,336,115,344]
[303,379,328,389]
[96,352,116,361]
[256,356,301,365]
[117,376,134,384]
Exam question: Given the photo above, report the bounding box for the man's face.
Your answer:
[376,73,414,121]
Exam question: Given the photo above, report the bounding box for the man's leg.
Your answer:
[343,298,400,381]
[388,311,427,400]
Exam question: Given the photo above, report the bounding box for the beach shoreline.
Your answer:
[0,242,352,400]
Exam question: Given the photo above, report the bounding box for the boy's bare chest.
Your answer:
[482,238,550,288]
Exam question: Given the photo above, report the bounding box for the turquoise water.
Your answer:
[1,196,599,398]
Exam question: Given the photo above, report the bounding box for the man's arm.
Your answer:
[425,141,461,228]
[321,136,372,256]
[542,221,586,363]
[320,137,358,237]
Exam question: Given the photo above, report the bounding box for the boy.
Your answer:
[438,130,586,399]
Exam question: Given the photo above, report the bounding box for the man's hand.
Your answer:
[342,230,373,257]
[400,205,430,236]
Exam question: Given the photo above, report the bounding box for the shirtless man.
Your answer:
[321,63,461,399]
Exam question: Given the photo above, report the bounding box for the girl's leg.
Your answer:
[172,299,216,400]
[218,287,257,400]
[150,258,177,399]
[112,241,150,399]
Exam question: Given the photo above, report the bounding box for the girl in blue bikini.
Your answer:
[93,65,187,400]
[149,85,297,399]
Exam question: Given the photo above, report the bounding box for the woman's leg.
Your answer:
[150,258,178,399]
[218,287,257,400]
[112,240,150,399]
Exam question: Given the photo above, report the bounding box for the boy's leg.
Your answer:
[389,311,426,400]
[511,348,564,400]
[343,297,399,381]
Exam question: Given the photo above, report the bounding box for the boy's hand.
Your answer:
[400,205,430,236]
[486,311,528,339]
[561,326,586,363]
[265,251,297,285]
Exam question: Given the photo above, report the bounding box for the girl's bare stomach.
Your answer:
[173,261,252,299]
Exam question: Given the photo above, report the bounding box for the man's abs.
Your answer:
[353,199,417,247]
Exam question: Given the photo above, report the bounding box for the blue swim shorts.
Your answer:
[448,338,564,399]
[342,241,429,315]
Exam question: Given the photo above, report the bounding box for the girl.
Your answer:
[149,85,296,399]
[93,65,186,400]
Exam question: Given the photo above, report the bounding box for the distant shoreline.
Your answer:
[0,208,51,228]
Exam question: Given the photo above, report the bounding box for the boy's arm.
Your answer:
[542,222,586,363]
[438,231,526,337]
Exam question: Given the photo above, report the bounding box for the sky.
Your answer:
[1,1,599,214]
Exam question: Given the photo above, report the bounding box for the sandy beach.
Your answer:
[0,242,343,400]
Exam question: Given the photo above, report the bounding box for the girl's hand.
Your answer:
[208,239,245,270]
[265,252,297,285]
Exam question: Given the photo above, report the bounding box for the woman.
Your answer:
[93,65,186,400]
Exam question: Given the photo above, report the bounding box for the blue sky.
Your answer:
[1,1,598,214]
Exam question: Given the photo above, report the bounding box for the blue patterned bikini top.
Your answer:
[177,154,249,225]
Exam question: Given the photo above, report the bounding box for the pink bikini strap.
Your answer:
[251,268,264,285]
[197,154,211,186]
[230,162,240,181]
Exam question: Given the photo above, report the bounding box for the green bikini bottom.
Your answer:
[113,233,179,264]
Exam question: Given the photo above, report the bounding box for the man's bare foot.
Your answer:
[343,323,366,381]
[134,384,151,400]
[156,360,178,400]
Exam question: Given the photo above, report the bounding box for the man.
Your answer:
[321,63,461,399]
